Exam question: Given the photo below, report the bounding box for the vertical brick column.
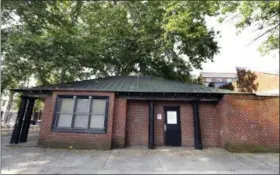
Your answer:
[38,96,53,143]
[126,101,149,146]
[112,97,127,148]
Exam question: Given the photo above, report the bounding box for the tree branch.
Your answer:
[267,25,279,40]
[224,13,241,23]
[251,23,279,43]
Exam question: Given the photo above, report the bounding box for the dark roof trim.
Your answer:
[125,97,220,102]
[11,88,254,95]
[117,91,223,102]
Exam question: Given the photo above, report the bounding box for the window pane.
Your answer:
[59,98,73,113]
[57,114,72,127]
[74,114,89,128]
[92,99,106,114]
[90,114,105,129]
[76,99,90,113]
[167,111,177,124]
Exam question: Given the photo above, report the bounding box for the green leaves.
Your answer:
[2,1,221,90]
[236,69,259,93]
[219,1,279,55]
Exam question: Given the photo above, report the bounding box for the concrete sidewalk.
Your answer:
[1,134,279,174]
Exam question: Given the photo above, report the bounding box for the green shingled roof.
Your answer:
[15,76,235,94]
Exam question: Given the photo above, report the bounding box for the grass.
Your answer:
[225,142,279,153]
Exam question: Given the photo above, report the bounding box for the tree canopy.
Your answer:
[236,69,259,93]
[219,1,279,55]
[1,1,221,91]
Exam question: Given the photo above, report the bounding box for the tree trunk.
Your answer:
[60,67,65,84]
[3,92,14,125]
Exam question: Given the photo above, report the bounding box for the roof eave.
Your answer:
[11,88,254,95]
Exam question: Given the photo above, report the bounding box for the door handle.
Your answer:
[164,124,167,131]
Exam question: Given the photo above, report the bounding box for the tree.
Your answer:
[1,1,221,91]
[1,1,86,87]
[192,74,204,85]
[219,1,279,55]
[1,1,85,123]
[236,69,259,93]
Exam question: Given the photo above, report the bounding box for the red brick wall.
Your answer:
[154,101,165,146]
[217,95,279,149]
[38,91,115,149]
[38,90,279,150]
[112,97,127,148]
[126,101,149,146]
[153,101,194,147]
[126,100,219,147]
[154,101,219,147]
[200,104,220,147]
[180,103,195,147]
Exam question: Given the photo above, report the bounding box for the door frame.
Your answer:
[163,106,181,146]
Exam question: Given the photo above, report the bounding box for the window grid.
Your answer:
[87,96,93,129]
[70,96,77,128]
[53,95,108,132]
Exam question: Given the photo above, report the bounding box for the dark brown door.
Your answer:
[164,106,181,146]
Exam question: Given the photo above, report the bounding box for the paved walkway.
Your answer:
[1,134,279,174]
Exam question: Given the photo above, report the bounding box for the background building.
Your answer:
[200,67,279,96]
[236,67,279,95]
[200,72,237,88]
[1,94,18,126]
[1,96,9,118]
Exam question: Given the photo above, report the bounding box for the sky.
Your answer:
[191,16,279,76]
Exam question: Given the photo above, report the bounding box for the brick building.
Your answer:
[200,72,237,88]
[236,67,279,95]
[201,68,279,95]
[10,76,279,151]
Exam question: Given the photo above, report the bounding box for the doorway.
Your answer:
[164,106,181,146]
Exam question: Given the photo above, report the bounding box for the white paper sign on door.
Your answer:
[157,114,162,120]
[167,111,177,124]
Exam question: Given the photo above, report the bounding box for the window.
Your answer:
[167,111,177,124]
[226,78,233,83]
[53,95,108,133]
